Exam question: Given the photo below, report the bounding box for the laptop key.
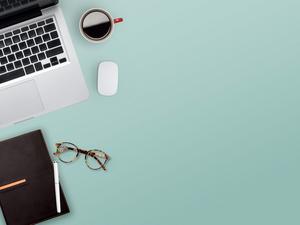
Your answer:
[34,62,43,71]
[50,31,58,39]
[34,36,42,44]
[31,46,39,54]
[50,57,58,65]
[23,49,31,57]
[0,40,4,48]
[43,63,51,68]
[4,38,12,46]
[36,27,44,35]
[11,44,19,52]
[38,52,46,60]
[25,65,35,74]
[22,58,30,66]
[0,56,8,64]
[29,23,37,29]
[26,39,35,47]
[47,39,61,49]
[21,26,29,32]
[46,18,54,24]
[12,35,21,43]
[16,51,23,59]
[37,21,45,26]
[14,60,22,68]
[0,68,25,84]
[19,41,27,49]
[39,43,47,51]
[3,47,11,55]
[5,32,12,38]
[6,63,14,71]
[59,58,67,64]
[44,23,56,32]
[20,33,28,41]
[46,46,63,58]
[30,55,38,63]
[7,54,15,62]
[42,33,50,42]
[0,66,6,74]
[13,29,21,35]
[28,30,36,38]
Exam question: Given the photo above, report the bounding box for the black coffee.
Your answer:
[82,11,112,40]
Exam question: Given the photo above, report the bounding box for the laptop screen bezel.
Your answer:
[0,0,58,23]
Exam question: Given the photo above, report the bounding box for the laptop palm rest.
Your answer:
[0,80,44,125]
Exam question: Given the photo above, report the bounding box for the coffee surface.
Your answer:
[82,11,111,40]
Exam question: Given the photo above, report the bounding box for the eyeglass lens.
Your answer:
[57,142,78,163]
[86,150,107,170]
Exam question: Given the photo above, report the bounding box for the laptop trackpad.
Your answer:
[0,80,44,125]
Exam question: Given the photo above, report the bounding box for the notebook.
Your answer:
[0,130,69,225]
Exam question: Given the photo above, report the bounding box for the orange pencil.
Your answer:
[0,179,26,191]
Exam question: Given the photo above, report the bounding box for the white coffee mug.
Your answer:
[79,8,123,43]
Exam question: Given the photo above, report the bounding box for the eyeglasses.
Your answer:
[54,142,110,171]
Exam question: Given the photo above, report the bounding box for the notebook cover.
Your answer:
[0,130,69,225]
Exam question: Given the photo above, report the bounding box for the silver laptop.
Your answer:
[0,0,89,128]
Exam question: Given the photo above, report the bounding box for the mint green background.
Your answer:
[1,0,300,224]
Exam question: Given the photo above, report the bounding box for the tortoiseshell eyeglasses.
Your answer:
[54,142,110,171]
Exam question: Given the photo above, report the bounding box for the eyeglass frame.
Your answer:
[53,142,110,171]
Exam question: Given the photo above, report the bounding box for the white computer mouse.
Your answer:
[98,61,118,96]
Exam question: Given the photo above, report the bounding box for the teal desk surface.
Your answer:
[1,0,300,225]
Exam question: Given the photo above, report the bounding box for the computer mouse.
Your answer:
[98,61,118,96]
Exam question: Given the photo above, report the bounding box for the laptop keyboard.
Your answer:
[0,17,68,84]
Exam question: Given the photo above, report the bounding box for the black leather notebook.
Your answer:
[0,130,69,225]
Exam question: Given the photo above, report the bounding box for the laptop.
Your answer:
[0,0,89,128]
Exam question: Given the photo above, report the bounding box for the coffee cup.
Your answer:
[79,8,123,43]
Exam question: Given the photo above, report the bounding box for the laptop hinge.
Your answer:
[0,6,42,30]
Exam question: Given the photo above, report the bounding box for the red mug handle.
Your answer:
[114,18,124,24]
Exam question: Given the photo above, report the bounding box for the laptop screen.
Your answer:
[0,0,57,22]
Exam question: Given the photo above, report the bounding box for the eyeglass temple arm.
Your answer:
[94,156,107,171]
